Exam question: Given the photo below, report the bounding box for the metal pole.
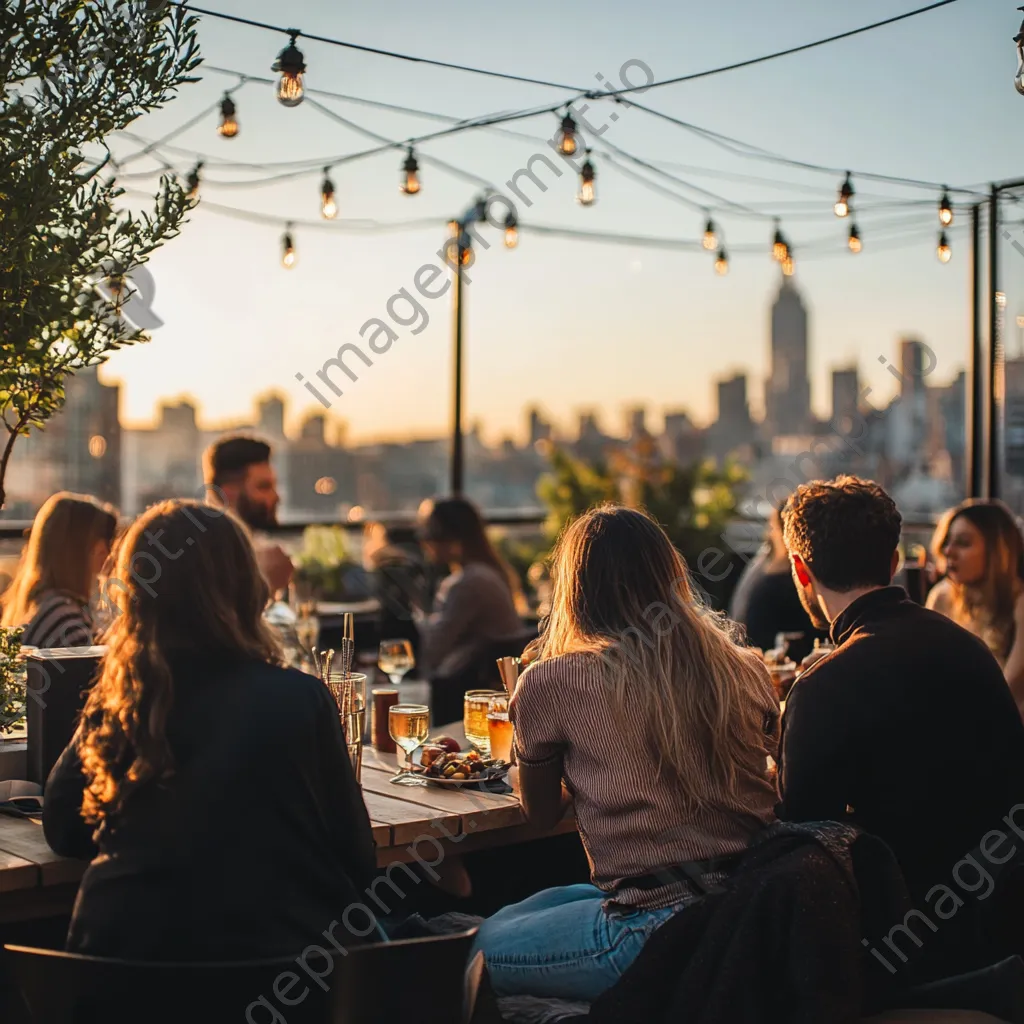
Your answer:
[450,231,465,496]
[968,204,984,498]
[989,184,1002,499]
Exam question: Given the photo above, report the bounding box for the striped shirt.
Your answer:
[510,650,780,909]
[20,590,95,649]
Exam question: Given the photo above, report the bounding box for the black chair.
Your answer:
[4,927,483,1024]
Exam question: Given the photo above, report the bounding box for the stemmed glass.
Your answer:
[378,639,415,686]
[388,703,429,786]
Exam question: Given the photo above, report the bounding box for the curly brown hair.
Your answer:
[79,500,281,824]
[781,476,901,591]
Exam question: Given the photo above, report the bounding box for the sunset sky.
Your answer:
[102,0,1024,444]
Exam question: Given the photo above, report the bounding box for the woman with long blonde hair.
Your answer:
[43,500,377,960]
[472,504,779,1002]
[927,499,1024,705]
[2,492,117,648]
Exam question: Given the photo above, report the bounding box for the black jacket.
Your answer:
[44,654,377,961]
[779,587,1024,975]
[583,823,912,1024]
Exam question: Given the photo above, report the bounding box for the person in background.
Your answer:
[778,477,1024,978]
[473,505,779,1002]
[415,498,524,718]
[1,492,118,648]
[202,435,293,595]
[734,501,822,661]
[926,499,1024,706]
[43,500,377,960]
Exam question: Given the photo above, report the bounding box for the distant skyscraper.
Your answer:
[626,406,648,440]
[831,367,860,427]
[257,394,286,439]
[527,406,552,446]
[709,373,753,459]
[765,277,811,436]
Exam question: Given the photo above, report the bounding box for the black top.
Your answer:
[44,655,377,961]
[739,568,821,662]
[779,587,1024,970]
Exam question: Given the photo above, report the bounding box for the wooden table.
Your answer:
[0,744,576,925]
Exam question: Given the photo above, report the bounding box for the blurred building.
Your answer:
[661,410,704,466]
[708,373,753,461]
[831,367,860,428]
[286,413,355,517]
[123,399,201,514]
[764,277,811,437]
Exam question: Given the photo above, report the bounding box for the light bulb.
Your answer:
[772,226,788,262]
[504,213,518,249]
[702,218,717,251]
[834,172,854,218]
[557,113,578,156]
[400,148,420,195]
[1016,17,1024,94]
[782,251,795,276]
[185,160,202,199]
[272,32,306,108]
[714,249,729,276]
[939,190,953,227]
[937,231,951,263]
[218,95,238,138]
[321,173,337,220]
[577,154,596,206]
[848,224,862,253]
[282,229,296,269]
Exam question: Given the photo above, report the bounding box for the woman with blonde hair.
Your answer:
[1,492,118,648]
[927,498,1024,704]
[43,500,377,959]
[472,504,780,1001]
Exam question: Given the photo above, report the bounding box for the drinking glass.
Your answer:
[388,703,429,786]
[486,695,514,763]
[464,690,504,756]
[378,639,415,686]
[296,601,320,655]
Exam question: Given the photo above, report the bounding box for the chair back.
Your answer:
[4,927,479,1024]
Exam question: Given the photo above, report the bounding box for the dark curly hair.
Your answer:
[781,476,901,591]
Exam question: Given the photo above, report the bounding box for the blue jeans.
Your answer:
[471,883,687,1003]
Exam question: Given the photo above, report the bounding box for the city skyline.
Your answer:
[98,1,1023,442]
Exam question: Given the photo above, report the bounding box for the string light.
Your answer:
[400,147,420,195]
[714,248,729,275]
[320,171,337,219]
[702,217,717,251]
[281,224,296,268]
[834,171,854,218]
[504,212,518,249]
[938,189,953,227]
[782,249,795,276]
[937,230,951,263]
[556,112,578,156]
[848,223,862,253]
[577,151,596,206]
[186,160,203,199]
[272,31,306,107]
[772,221,788,262]
[217,94,238,138]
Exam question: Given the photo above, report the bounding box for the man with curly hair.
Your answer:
[779,475,1024,977]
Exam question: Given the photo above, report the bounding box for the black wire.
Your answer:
[605,0,965,96]
[171,2,586,91]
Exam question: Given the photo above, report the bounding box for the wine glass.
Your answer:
[295,601,320,655]
[388,703,429,786]
[378,638,415,686]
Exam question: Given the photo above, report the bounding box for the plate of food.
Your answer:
[414,744,511,787]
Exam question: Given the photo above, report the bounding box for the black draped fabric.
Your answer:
[43,655,378,961]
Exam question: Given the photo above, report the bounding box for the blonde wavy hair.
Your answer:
[79,500,281,824]
[1,492,118,629]
[530,504,776,811]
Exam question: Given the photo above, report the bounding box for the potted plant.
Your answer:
[0,628,26,735]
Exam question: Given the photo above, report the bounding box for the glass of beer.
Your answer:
[487,696,514,763]
[388,703,429,786]
[378,639,415,686]
[464,690,504,755]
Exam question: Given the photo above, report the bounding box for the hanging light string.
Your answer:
[167,0,962,97]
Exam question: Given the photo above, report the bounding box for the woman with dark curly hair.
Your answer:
[43,500,377,960]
